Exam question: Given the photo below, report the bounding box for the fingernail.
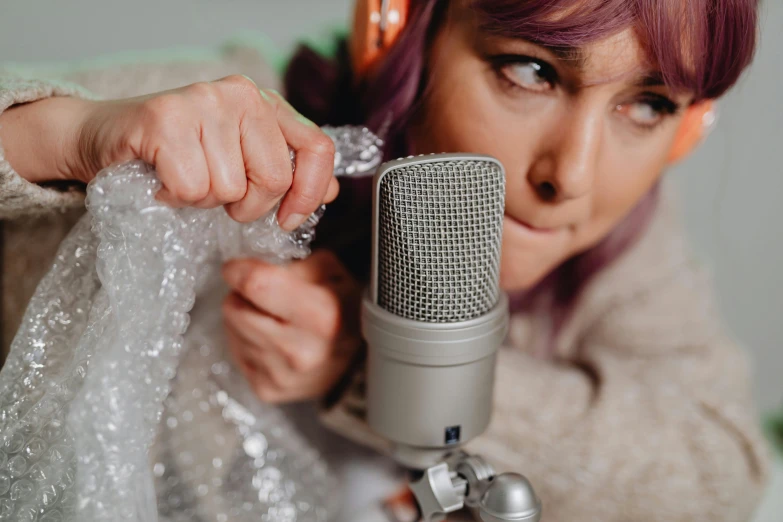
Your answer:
[280,212,307,231]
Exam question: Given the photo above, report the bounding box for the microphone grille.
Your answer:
[375,156,505,323]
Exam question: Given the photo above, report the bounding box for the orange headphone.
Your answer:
[350,0,716,164]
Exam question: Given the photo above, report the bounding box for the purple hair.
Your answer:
[285,0,758,347]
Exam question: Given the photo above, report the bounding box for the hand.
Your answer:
[221,250,364,403]
[72,75,338,227]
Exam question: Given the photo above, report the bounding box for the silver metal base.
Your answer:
[408,451,542,522]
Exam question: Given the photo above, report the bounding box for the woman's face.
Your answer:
[410,3,694,292]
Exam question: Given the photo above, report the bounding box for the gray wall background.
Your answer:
[1,0,781,413]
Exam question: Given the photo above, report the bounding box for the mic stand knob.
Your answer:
[408,462,468,522]
[475,472,542,522]
[408,452,542,522]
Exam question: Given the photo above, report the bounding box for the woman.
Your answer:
[0,0,770,520]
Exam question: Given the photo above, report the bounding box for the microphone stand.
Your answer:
[404,449,541,522]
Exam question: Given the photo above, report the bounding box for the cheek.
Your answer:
[414,65,519,157]
[584,147,669,244]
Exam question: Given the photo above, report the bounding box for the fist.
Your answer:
[74,75,338,228]
[221,250,364,403]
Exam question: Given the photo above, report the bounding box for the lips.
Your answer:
[504,214,561,234]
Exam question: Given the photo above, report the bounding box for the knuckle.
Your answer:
[290,356,313,373]
[260,87,281,103]
[290,350,313,372]
[226,183,249,202]
[310,133,336,158]
[223,74,259,95]
[213,175,247,202]
[187,81,220,107]
[258,166,292,196]
[172,175,209,202]
[306,344,331,371]
[140,95,181,129]
[243,267,276,297]
[292,188,322,210]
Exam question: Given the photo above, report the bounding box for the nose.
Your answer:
[527,104,602,203]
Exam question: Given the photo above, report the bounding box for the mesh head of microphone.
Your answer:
[375,156,505,323]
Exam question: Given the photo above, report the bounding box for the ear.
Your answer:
[667,101,717,164]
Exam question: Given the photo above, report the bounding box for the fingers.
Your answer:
[220,251,364,405]
[219,78,336,226]
[325,176,340,204]
[285,250,347,286]
[224,325,282,403]
[264,90,337,231]
[222,258,343,340]
[152,130,211,207]
[224,313,351,404]
[139,77,335,224]
[225,86,293,223]
[195,114,248,208]
[223,292,330,373]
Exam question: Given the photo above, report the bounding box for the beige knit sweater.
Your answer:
[0,40,771,521]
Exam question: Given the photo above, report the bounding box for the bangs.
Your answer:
[471,0,758,101]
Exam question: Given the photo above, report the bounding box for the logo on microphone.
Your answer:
[445,425,461,445]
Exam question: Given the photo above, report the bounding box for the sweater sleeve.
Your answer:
[467,260,772,522]
[0,39,282,220]
[0,77,100,219]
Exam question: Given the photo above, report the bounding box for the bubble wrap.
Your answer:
[0,126,383,522]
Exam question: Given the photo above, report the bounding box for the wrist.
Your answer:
[323,339,367,409]
[0,96,96,184]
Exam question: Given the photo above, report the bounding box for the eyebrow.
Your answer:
[636,72,666,87]
[478,27,671,91]
[527,38,669,89]
[476,23,587,69]
[529,40,587,70]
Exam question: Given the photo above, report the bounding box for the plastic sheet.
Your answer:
[0,126,383,522]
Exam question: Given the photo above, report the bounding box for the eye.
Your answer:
[490,55,557,93]
[504,61,553,92]
[616,95,679,129]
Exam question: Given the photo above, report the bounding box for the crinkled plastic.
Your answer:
[0,126,383,522]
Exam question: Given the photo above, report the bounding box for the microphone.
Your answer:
[360,153,541,521]
[358,153,542,522]
[361,153,508,468]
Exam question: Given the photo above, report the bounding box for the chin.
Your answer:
[498,258,551,293]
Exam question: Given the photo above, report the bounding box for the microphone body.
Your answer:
[361,154,507,469]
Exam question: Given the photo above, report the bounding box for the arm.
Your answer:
[468,260,771,522]
[0,79,97,219]
[0,40,282,220]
